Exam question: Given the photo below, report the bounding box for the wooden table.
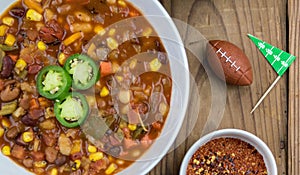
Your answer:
[147,0,300,174]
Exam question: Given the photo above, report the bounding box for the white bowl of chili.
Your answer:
[180,129,277,175]
[0,0,190,175]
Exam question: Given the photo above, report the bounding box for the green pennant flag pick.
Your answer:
[248,34,296,76]
[248,34,296,113]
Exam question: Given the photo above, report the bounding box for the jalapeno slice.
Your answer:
[37,65,72,100]
[54,92,89,128]
[64,54,100,90]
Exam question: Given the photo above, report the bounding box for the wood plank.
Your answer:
[148,0,288,174]
[288,0,300,174]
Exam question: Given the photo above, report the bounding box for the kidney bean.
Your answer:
[1,56,14,78]
[28,64,42,74]
[21,114,38,126]
[39,20,64,44]
[28,109,44,120]
[55,154,67,166]
[9,8,25,18]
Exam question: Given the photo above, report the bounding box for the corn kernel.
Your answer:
[2,17,14,26]
[149,58,162,72]
[118,0,127,7]
[34,161,47,168]
[37,41,47,51]
[50,168,58,175]
[128,124,137,131]
[26,9,43,21]
[142,27,152,38]
[2,145,11,156]
[89,152,104,162]
[70,140,81,154]
[4,34,16,47]
[72,160,81,170]
[108,28,116,36]
[15,59,27,74]
[106,37,118,50]
[119,120,127,129]
[45,107,55,119]
[22,131,34,143]
[116,159,125,165]
[129,59,137,69]
[94,25,105,35]
[115,76,123,83]
[0,25,9,37]
[105,163,118,174]
[58,53,67,65]
[1,118,11,128]
[88,145,97,153]
[0,126,4,137]
[100,86,109,97]
[63,32,82,46]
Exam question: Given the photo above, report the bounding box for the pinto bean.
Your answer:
[6,126,19,139]
[19,94,30,110]
[42,133,57,147]
[39,20,64,44]
[27,29,39,41]
[0,84,20,102]
[58,134,72,156]
[45,147,58,163]
[1,56,14,78]
[39,119,56,130]
[23,157,33,168]
[31,151,45,161]
[11,145,25,160]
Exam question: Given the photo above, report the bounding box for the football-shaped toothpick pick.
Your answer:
[207,40,253,86]
[248,34,296,113]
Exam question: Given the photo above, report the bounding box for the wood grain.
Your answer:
[288,0,300,174]
[149,0,288,174]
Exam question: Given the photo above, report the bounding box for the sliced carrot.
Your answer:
[8,55,18,62]
[141,134,153,148]
[123,138,138,149]
[129,10,140,17]
[29,98,39,110]
[100,61,113,77]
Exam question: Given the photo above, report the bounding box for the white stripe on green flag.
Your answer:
[248,34,296,76]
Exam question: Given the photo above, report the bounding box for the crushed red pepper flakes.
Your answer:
[186,138,267,175]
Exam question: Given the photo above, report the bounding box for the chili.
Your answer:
[54,92,89,128]
[64,54,100,90]
[36,65,72,100]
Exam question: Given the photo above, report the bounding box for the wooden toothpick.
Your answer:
[250,76,281,114]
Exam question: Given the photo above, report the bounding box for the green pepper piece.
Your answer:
[64,54,100,90]
[0,44,18,51]
[36,65,72,100]
[0,100,17,116]
[54,92,89,128]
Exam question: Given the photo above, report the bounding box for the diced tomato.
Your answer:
[100,61,113,77]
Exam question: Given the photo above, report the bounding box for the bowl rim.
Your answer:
[179,128,278,175]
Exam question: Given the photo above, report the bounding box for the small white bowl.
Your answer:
[180,129,277,175]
